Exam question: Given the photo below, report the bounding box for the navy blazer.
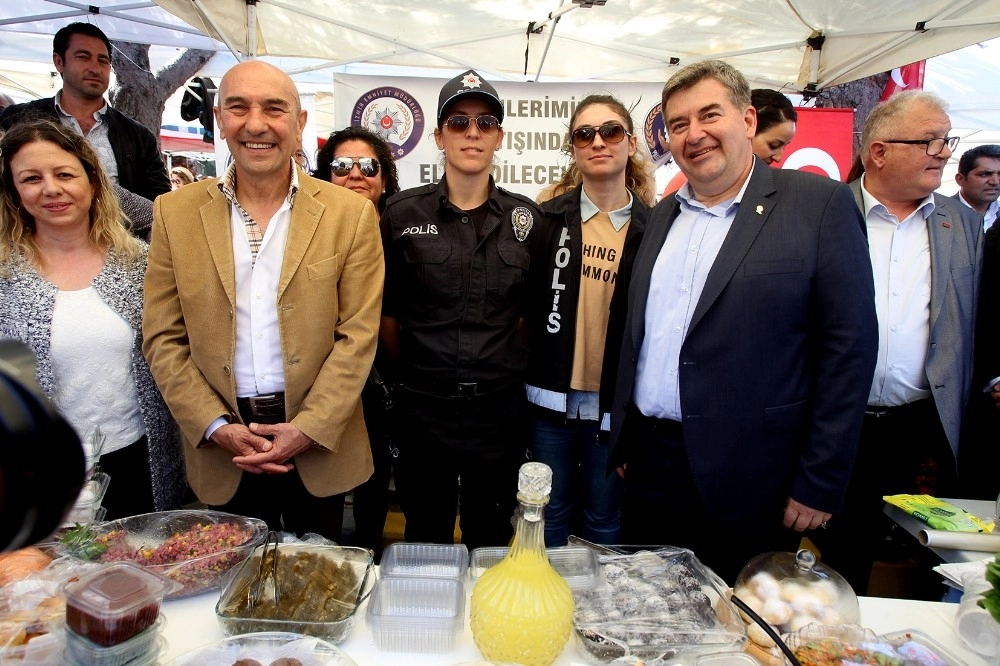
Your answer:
[609,162,878,519]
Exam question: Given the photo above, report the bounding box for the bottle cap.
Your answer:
[518,462,552,502]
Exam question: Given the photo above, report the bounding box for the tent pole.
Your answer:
[247,0,257,58]
[533,1,576,81]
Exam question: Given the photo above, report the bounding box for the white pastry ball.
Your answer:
[749,572,782,600]
[760,597,793,626]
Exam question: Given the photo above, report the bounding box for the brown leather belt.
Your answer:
[236,393,286,419]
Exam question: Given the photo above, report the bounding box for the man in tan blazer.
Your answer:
[142,60,382,538]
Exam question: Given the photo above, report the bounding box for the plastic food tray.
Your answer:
[66,510,268,599]
[366,576,465,653]
[64,615,164,666]
[216,544,375,644]
[380,543,469,579]
[469,546,602,591]
[783,624,968,666]
[573,547,746,663]
[169,631,358,666]
[62,562,179,647]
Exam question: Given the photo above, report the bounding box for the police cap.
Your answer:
[437,69,504,124]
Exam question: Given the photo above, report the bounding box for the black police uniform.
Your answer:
[380,175,541,551]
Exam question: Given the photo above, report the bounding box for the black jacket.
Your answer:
[1,97,170,203]
[524,185,650,425]
[381,176,543,390]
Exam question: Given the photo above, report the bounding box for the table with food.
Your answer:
[1,480,997,665]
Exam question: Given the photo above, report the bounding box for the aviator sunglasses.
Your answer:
[331,157,380,178]
[571,121,631,149]
[444,114,501,134]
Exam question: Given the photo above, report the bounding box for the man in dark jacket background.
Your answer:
[0,22,169,236]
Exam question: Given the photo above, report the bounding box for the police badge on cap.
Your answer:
[511,206,534,242]
[437,69,505,123]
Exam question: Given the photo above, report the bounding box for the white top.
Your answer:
[634,172,753,421]
[50,286,144,454]
[861,179,934,407]
[231,199,293,398]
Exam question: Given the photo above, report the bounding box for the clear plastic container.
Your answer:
[62,472,110,526]
[61,510,269,599]
[470,546,601,591]
[380,543,469,579]
[64,615,164,666]
[169,631,358,666]
[215,544,374,644]
[62,561,180,646]
[573,547,746,663]
[366,576,465,653]
[783,624,969,666]
[0,628,66,665]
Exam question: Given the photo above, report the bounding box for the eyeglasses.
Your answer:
[331,157,380,178]
[444,114,501,134]
[882,136,960,157]
[571,122,631,149]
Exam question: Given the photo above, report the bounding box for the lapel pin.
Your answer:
[942,222,951,229]
[755,205,763,215]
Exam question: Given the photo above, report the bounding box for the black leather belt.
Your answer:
[631,408,684,438]
[236,393,286,418]
[864,398,931,418]
[403,378,515,399]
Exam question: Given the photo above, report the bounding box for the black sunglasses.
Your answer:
[571,122,631,149]
[444,114,501,134]
[331,157,380,178]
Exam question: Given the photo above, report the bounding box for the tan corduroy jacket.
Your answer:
[142,169,382,505]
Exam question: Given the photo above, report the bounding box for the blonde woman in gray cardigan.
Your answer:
[0,119,185,518]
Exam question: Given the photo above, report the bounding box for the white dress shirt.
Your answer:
[204,162,299,440]
[861,178,934,407]
[633,170,754,421]
[54,90,118,185]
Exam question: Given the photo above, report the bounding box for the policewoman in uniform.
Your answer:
[380,70,542,551]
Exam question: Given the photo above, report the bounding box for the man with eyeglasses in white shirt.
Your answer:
[817,90,983,596]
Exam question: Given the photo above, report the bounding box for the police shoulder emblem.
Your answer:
[511,206,534,242]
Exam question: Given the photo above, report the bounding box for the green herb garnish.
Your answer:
[59,523,107,560]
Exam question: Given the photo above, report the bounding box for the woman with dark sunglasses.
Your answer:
[314,126,400,214]
[379,70,544,551]
[524,93,656,546]
[313,126,400,560]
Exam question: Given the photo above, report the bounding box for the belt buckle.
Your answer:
[456,382,478,398]
[865,407,890,418]
[247,393,281,417]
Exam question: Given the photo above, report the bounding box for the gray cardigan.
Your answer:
[0,245,186,511]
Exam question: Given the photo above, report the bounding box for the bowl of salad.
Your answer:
[59,510,268,599]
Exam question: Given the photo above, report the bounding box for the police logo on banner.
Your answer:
[643,102,671,166]
[511,206,534,242]
[351,87,425,159]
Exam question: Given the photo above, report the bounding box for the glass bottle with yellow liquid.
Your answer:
[470,461,574,666]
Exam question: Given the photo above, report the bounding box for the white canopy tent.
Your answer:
[2,0,1000,91]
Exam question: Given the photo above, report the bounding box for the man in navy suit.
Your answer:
[607,60,878,584]
[817,91,982,595]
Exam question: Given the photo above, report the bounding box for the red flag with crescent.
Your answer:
[881,61,926,100]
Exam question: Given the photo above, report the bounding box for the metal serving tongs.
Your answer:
[247,530,281,610]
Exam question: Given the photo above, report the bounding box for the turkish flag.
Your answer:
[881,62,926,100]
[771,107,854,181]
[661,106,855,198]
